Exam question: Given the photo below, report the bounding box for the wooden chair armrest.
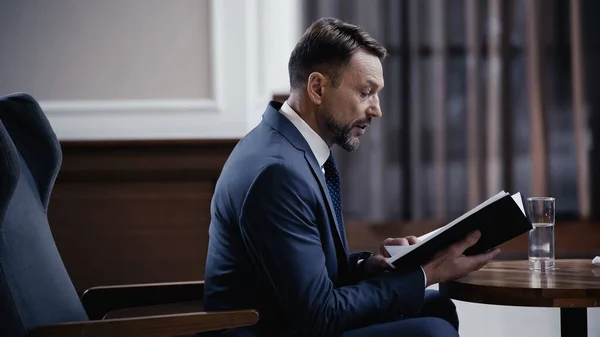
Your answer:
[81,281,204,320]
[28,310,259,337]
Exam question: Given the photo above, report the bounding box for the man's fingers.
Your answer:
[452,230,482,254]
[405,236,420,245]
[469,247,501,269]
[383,237,410,246]
[484,247,501,261]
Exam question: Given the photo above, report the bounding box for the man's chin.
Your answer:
[339,137,360,152]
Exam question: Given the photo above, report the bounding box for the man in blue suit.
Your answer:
[203,17,500,337]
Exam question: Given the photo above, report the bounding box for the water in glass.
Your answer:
[528,222,555,270]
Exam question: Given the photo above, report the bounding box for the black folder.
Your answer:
[386,191,533,270]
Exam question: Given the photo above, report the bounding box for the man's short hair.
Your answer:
[288,17,387,91]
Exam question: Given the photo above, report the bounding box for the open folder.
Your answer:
[385,191,532,270]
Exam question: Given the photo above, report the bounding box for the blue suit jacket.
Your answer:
[203,101,426,337]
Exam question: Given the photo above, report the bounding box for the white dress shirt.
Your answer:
[279,101,330,173]
[278,101,428,287]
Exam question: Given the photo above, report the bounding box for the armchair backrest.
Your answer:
[0,93,88,337]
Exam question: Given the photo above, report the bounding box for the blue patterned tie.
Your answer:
[324,154,347,250]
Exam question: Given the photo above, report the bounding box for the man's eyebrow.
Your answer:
[366,79,384,90]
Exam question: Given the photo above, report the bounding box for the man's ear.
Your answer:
[307,72,326,105]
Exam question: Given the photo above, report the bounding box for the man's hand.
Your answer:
[362,236,420,275]
[422,230,500,287]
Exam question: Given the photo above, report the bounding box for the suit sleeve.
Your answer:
[239,163,426,337]
[348,251,372,283]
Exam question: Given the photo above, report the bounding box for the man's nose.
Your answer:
[368,104,382,118]
[368,94,382,118]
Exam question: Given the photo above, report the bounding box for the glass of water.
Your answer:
[526,197,555,270]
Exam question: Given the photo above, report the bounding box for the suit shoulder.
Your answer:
[221,128,305,176]
[214,150,311,202]
[242,161,318,213]
[251,161,309,188]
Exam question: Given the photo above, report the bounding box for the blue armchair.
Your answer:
[0,93,258,337]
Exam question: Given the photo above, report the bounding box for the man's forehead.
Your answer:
[349,51,382,68]
[345,52,384,83]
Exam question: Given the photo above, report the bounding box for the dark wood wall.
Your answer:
[48,139,600,294]
[48,139,237,293]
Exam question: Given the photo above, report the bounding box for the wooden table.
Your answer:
[439,259,600,337]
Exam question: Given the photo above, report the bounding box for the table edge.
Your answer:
[439,281,600,308]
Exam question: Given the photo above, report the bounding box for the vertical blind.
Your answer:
[303,0,592,223]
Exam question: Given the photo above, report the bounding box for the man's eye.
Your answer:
[361,91,371,97]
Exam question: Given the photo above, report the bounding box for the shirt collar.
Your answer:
[279,101,330,168]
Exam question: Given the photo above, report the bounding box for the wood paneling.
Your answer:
[48,139,238,293]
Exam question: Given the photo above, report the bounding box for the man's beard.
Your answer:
[322,108,359,152]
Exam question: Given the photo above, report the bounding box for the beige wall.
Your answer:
[0,0,212,101]
[0,0,302,140]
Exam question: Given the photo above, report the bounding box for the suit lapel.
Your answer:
[261,102,349,260]
[304,153,349,257]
